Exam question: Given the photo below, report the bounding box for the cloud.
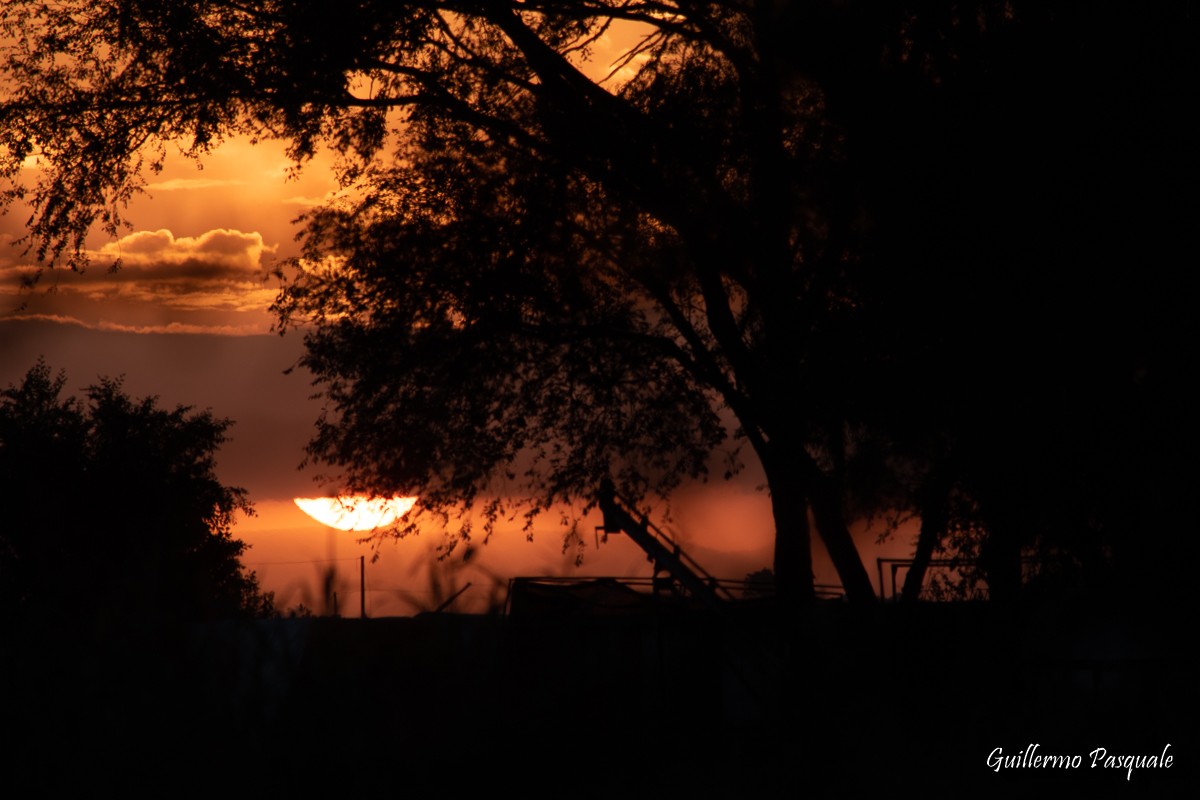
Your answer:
[281,195,331,208]
[0,312,269,337]
[63,228,280,307]
[96,228,274,272]
[145,177,249,191]
[0,228,284,333]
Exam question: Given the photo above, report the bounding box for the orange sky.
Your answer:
[0,24,919,615]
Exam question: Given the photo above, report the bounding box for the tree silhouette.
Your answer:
[849,3,1198,605]
[0,360,273,622]
[2,2,1193,605]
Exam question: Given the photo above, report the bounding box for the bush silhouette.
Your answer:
[0,360,272,624]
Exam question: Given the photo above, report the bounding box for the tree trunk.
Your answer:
[769,469,816,609]
[901,477,949,603]
[763,437,877,607]
[808,471,879,606]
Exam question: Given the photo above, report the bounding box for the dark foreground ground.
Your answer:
[2,599,1194,797]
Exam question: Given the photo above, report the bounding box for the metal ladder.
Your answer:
[596,483,735,613]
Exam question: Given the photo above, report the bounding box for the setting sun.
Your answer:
[293,495,417,531]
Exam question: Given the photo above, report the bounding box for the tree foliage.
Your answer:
[3,2,1193,605]
[271,112,737,541]
[0,360,272,621]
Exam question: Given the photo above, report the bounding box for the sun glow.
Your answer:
[293,495,417,531]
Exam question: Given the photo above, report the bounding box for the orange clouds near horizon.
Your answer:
[1,227,282,334]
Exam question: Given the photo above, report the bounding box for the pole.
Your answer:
[360,554,366,619]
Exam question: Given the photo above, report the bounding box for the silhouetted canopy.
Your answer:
[0,360,272,621]
[2,2,1194,605]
